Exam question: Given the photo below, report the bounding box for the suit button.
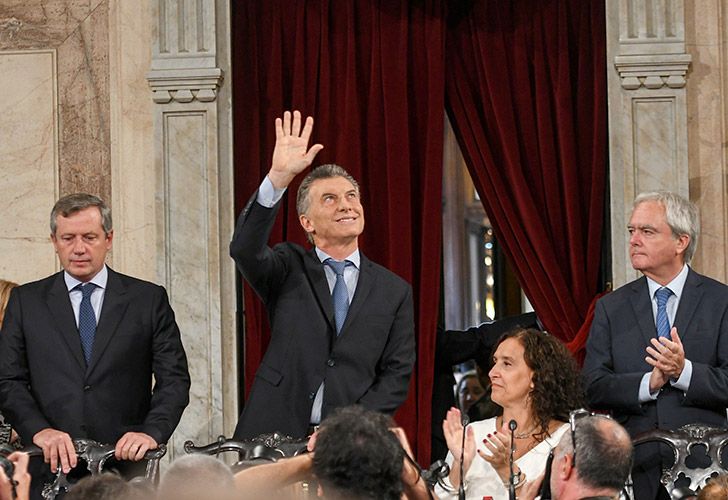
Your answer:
[327,359,335,367]
[309,392,316,400]
[83,385,91,391]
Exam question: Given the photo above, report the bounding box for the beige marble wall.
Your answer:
[109,0,156,283]
[0,0,111,203]
[0,50,58,284]
[684,1,728,283]
[57,3,110,199]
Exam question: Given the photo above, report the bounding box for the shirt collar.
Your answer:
[315,248,360,270]
[646,264,689,300]
[64,265,109,292]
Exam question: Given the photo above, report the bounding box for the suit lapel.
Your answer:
[87,269,130,376]
[304,250,336,333]
[673,268,703,341]
[340,254,373,338]
[45,272,86,371]
[629,276,657,346]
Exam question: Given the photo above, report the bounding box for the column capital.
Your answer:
[147,67,223,103]
[614,53,692,90]
[147,0,223,103]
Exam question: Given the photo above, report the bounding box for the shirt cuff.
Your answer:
[639,372,660,402]
[670,359,692,392]
[256,175,287,207]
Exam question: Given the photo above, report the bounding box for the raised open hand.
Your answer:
[442,407,475,487]
[269,110,324,189]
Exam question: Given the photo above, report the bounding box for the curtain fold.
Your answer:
[445,0,607,349]
[232,0,446,463]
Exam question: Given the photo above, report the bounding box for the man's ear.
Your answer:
[299,214,314,236]
[557,453,575,481]
[676,234,690,257]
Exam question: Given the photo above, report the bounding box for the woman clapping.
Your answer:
[436,328,585,499]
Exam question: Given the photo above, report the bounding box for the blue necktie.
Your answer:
[325,259,351,335]
[655,287,673,339]
[77,283,98,364]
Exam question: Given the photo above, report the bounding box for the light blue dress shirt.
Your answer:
[638,264,693,402]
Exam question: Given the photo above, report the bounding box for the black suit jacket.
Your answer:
[583,268,728,499]
[231,195,415,439]
[0,269,191,446]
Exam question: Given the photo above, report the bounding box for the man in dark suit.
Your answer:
[0,193,190,493]
[583,191,728,500]
[231,110,415,439]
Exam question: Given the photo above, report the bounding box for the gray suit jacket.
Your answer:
[583,268,728,498]
[231,194,415,439]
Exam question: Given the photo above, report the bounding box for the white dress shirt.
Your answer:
[64,265,108,326]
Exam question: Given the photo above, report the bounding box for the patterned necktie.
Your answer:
[77,283,98,364]
[325,259,351,335]
[655,287,673,339]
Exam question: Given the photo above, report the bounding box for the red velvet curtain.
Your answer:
[231,0,446,463]
[445,0,607,349]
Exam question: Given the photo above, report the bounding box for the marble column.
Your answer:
[606,0,692,287]
[139,0,237,456]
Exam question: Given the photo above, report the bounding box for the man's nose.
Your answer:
[72,238,86,253]
[337,197,353,210]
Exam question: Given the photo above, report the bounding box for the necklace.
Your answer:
[513,426,538,439]
[498,417,539,439]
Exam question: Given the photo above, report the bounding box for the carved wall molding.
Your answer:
[147,0,223,104]
[615,53,692,89]
[148,67,223,103]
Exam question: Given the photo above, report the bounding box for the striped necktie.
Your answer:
[655,287,673,339]
[325,259,351,335]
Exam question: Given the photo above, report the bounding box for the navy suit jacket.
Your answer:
[231,195,415,439]
[0,269,191,446]
[583,268,728,498]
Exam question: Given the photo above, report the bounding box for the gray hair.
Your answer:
[556,416,632,492]
[296,164,360,216]
[50,193,112,235]
[158,454,235,500]
[634,191,699,263]
[296,164,360,244]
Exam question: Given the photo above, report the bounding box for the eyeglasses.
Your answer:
[568,408,613,469]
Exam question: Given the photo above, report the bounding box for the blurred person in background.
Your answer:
[0,280,18,448]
